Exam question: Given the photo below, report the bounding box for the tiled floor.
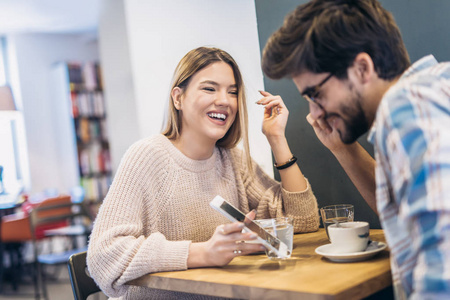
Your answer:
[0,264,107,300]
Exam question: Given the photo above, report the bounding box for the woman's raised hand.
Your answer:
[256,90,289,138]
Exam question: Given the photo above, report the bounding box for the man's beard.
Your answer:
[330,90,369,144]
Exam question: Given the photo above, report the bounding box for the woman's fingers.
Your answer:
[220,226,257,241]
[244,209,257,222]
[214,208,265,258]
[217,222,260,242]
[259,90,272,97]
[213,221,265,259]
[257,92,288,120]
[217,222,242,235]
[233,241,265,255]
[257,95,284,107]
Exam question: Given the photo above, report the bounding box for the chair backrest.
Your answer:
[68,251,101,300]
[1,195,80,243]
[29,200,92,241]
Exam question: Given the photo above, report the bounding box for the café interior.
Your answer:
[0,0,449,299]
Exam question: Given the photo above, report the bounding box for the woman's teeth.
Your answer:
[208,113,226,121]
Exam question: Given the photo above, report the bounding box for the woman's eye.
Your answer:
[203,87,215,92]
[229,90,238,95]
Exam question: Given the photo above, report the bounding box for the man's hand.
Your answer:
[306,112,346,153]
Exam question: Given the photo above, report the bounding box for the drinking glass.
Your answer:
[319,204,354,240]
[255,217,293,259]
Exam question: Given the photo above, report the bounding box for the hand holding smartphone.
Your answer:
[209,195,288,259]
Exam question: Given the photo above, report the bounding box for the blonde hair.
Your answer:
[162,47,252,170]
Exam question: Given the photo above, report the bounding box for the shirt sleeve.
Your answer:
[381,83,450,297]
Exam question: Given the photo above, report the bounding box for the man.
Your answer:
[261,0,450,299]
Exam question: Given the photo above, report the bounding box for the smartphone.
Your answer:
[209,195,288,259]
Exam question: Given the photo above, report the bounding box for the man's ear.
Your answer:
[352,52,375,84]
[171,87,182,110]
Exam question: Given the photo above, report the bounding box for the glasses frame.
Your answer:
[301,73,333,106]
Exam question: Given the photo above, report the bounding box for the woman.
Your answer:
[87,47,319,299]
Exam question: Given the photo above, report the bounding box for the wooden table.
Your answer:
[129,229,391,300]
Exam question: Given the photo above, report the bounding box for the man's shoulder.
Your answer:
[383,62,450,114]
[397,59,450,92]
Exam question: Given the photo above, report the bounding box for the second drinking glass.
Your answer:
[319,204,354,240]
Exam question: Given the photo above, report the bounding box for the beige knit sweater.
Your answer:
[87,134,319,299]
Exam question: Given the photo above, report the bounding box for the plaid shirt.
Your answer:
[368,55,450,300]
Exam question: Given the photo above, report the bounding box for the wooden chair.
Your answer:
[0,195,76,297]
[29,200,92,300]
[67,251,102,300]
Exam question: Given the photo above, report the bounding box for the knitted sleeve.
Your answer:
[87,138,191,297]
[229,148,320,233]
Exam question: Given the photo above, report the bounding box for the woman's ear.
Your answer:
[171,87,182,110]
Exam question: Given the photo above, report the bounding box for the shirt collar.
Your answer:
[367,55,438,144]
[401,55,438,79]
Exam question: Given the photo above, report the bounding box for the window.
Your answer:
[0,37,29,197]
[0,37,6,86]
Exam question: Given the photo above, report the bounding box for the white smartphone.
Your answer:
[209,195,288,259]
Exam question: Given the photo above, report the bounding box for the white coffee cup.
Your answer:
[328,221,370,253]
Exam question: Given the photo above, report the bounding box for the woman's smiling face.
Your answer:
[172,61,238,145]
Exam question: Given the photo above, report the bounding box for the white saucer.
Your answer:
[315,241,387,263]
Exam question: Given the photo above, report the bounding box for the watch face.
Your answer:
[219,201,281,251]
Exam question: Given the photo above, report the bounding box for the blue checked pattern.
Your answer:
[368,55,450,300]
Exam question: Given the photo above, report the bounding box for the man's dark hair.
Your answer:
[262,0,410,80]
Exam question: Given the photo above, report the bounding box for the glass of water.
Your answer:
[255,217,293,260]
[320,204,354,241]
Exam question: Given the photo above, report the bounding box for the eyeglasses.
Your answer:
[301,73,333,106]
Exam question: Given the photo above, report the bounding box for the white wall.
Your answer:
[100,0,273,175]
[8,33,99,195]
[98,0,140,171]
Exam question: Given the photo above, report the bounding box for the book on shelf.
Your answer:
[78,143,111,177]
[95,64,103,91]
[67,63,83,92]
[100,119,108,141]
[79,149,91,176]
[93,92,105,117]
[78,118,90,143]
[83,62,98,91]
[80,175,112,203]
[101,148,112,173]
[70,92,79,118]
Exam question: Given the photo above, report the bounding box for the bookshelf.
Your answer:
[53,62,112,205]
